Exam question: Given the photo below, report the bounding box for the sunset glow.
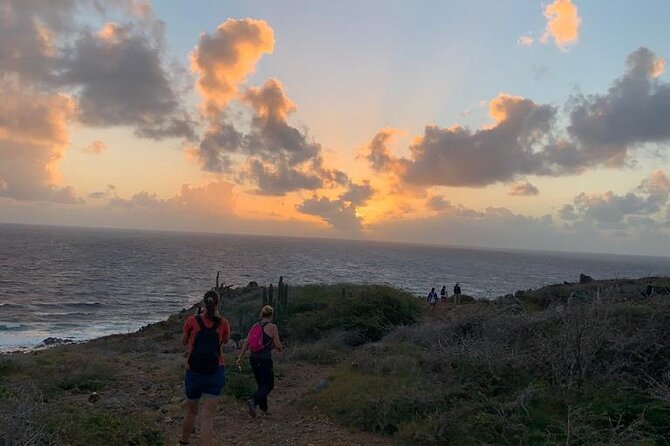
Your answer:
[2,0,670,255]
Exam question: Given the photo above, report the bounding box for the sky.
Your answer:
[2,0,670,256]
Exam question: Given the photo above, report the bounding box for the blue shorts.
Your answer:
[185,366,226,400]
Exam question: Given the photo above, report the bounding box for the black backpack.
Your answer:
[188,316,221,374]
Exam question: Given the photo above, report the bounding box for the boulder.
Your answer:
[579,274,594,284]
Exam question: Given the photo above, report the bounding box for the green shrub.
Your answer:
[224,366,255,400]
[45,407,162,446]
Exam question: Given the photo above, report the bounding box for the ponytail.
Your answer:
[203,290,221,323]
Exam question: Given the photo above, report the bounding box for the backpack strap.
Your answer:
[196,315,220,330]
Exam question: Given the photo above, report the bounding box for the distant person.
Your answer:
[440,285,447,303]
[179,290,230,446]
[427,287,439,309]
[453,282,462,304]
[237,305,284,418]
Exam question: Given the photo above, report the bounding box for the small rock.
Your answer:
[88,392,101,403]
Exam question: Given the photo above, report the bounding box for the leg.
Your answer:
[180,400,198,444]
[256,359,274,413]
[199,397,219,446]
[250,357,262,408]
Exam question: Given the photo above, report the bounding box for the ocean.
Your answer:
[2,223,670,351]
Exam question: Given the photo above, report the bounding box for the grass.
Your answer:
[300,280,670,445]
[44,407,163,446]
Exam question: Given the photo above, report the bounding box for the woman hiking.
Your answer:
[179,290,230,446]
[237,305,283,418]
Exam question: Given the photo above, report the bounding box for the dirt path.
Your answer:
[165,361,391,446]
[92,316,391,445]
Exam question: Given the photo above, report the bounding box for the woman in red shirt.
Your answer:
[179,290,230,446]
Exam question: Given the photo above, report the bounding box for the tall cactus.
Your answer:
[259,277,291,322]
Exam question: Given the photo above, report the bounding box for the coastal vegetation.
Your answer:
[1,277,670,444]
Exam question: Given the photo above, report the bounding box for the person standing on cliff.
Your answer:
[440,285,447,303]
[453,282,462,304]
[179,290,230,446]
[427,287,439,310]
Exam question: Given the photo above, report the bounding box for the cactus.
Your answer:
[259,277,291,323]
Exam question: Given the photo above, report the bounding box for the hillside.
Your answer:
[2,278,670,445]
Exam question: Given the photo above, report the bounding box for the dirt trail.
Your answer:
[89,316,391,446]
[169,362,391,446]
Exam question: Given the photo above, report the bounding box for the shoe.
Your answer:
[246,399,257,418]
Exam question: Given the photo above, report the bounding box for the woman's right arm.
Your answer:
[237,339,248,364]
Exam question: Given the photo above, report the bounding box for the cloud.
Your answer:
[540,0,581,51]
[247,159,323,196]
[560,170,670,230]
[59,22,195,140]
[565,48,670,167]
[297,196,362,233]
[340,180,374,206]
[88,184,117,199]
[295,180,375,232]
[190,18,274,115]
[82,140,106,154]
[362,48,670,191]
[365,128,403,173]
[398,94,555,187]
[0,83,80,203]
[199,78,342,195]
[508,182,539,196]
[110,181,236,216]
[0,0,79,84]
[517,35,534,47]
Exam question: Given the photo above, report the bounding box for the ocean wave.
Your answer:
[36,302,106,309]
[0,323,28,331]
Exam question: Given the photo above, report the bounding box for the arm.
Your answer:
[236,339,248,364]
[270,324,283,353]
[181,317,192,346]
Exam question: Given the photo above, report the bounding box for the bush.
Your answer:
[288,285,422,344]
[224,366,255,400]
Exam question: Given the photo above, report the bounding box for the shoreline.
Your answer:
[2,274,667,354]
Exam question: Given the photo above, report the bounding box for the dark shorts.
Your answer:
[185,366,226,400]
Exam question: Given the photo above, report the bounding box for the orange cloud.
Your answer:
[541,0,581,50]
[488,93,528,123]
[243,78,296,121]
[517,35,534,47]
[0,82,78,202]
[190,19,274,115]
[652,57,666,78]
